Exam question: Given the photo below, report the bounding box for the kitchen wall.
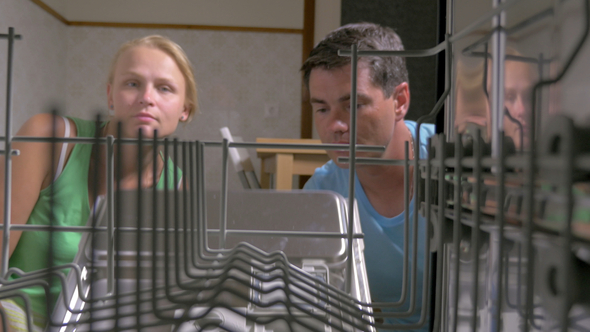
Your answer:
[0,0,345,189]
[0,0,67,137]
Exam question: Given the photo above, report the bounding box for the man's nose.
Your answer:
[328,108,349,134]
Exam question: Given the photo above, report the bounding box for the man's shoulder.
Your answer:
[405,120,436,158]
[405,120,435,137]
[303,160,349,192]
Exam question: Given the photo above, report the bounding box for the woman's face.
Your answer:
[107,46,188,138]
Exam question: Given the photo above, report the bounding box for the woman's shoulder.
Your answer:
[17,113,64,137]
[16,114,90,139]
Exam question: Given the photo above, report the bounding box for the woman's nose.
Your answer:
[513,95,528,120]
[139,86,155,106]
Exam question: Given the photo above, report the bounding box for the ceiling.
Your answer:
[35,0,305,30]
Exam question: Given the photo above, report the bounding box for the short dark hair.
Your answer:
[301,22,409,98]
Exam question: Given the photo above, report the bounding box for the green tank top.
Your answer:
[8,117,182,323]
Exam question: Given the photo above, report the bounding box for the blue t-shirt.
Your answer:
[304,120,435,331]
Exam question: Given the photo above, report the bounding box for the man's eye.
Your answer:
[126,81,138,87]
[315,108,327,114]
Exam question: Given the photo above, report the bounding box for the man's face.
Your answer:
[309,64,398,168]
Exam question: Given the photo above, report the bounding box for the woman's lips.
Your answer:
[135,113,156,122]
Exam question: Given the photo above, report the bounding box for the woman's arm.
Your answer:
[0,113,68,259]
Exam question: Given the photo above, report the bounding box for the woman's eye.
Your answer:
[159,86,172,92]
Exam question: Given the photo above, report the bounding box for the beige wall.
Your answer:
[0,0,345,189]
[62,26,302,189]
[0,0,67,135]
[0,0,309,190]
[315,0,342,44]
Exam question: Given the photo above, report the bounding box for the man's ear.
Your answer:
[393,82,410,121]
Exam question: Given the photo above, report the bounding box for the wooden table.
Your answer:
[256,138,330,190]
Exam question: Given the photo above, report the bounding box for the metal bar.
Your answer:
[106,134,115,295]
[0,34,22,40]
[375,142,411,309]
[219,138,229,249]
[88,116,102,331]
[45,112,58,320]
[135,128,143,329]
[432,134,447,332]
[114,121,123,328]
[470,129,483,331]
[423,138,435,330]
[0,150,18,156]
[337,157,407,166]
[493,127,506,331]
[345,43,358,294]
[227,141,385,152]
[490,0,506,159]
[338,42,447,58]
[409,134,422,317]
[8,136,387,153]
[451,133,463,332]
[536,52,544,141]
[182,140,192,285]
[151,131,161,320]
[198,141,209,257]
[0,223,366,238]
[188,141,197,271]
[162,137,173,305]
[173,138,185,294]
[559,110,575,331]
[1,27,16,276]
[377,137,434,329]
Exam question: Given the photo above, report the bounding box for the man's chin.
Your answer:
[333,160,351,169]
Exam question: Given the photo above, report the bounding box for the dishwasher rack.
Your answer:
[2,0,590,331]
[1,122,378,332]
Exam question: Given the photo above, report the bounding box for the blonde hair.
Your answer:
[108,35,198,122]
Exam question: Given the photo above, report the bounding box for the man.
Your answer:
[301,22,435,331]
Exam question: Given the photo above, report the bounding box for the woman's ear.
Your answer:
[180,106,190,122]
[393,82,410,121]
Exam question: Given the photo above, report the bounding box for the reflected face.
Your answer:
[309,64,397,168]
[107,46,188,138]
[483,59,536,149]
[503,60,534,148]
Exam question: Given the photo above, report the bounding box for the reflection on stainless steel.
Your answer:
[49,190,373,331]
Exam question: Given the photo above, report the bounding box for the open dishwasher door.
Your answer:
[50,189,374,332]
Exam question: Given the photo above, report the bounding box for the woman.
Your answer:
[0,35,198,331]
